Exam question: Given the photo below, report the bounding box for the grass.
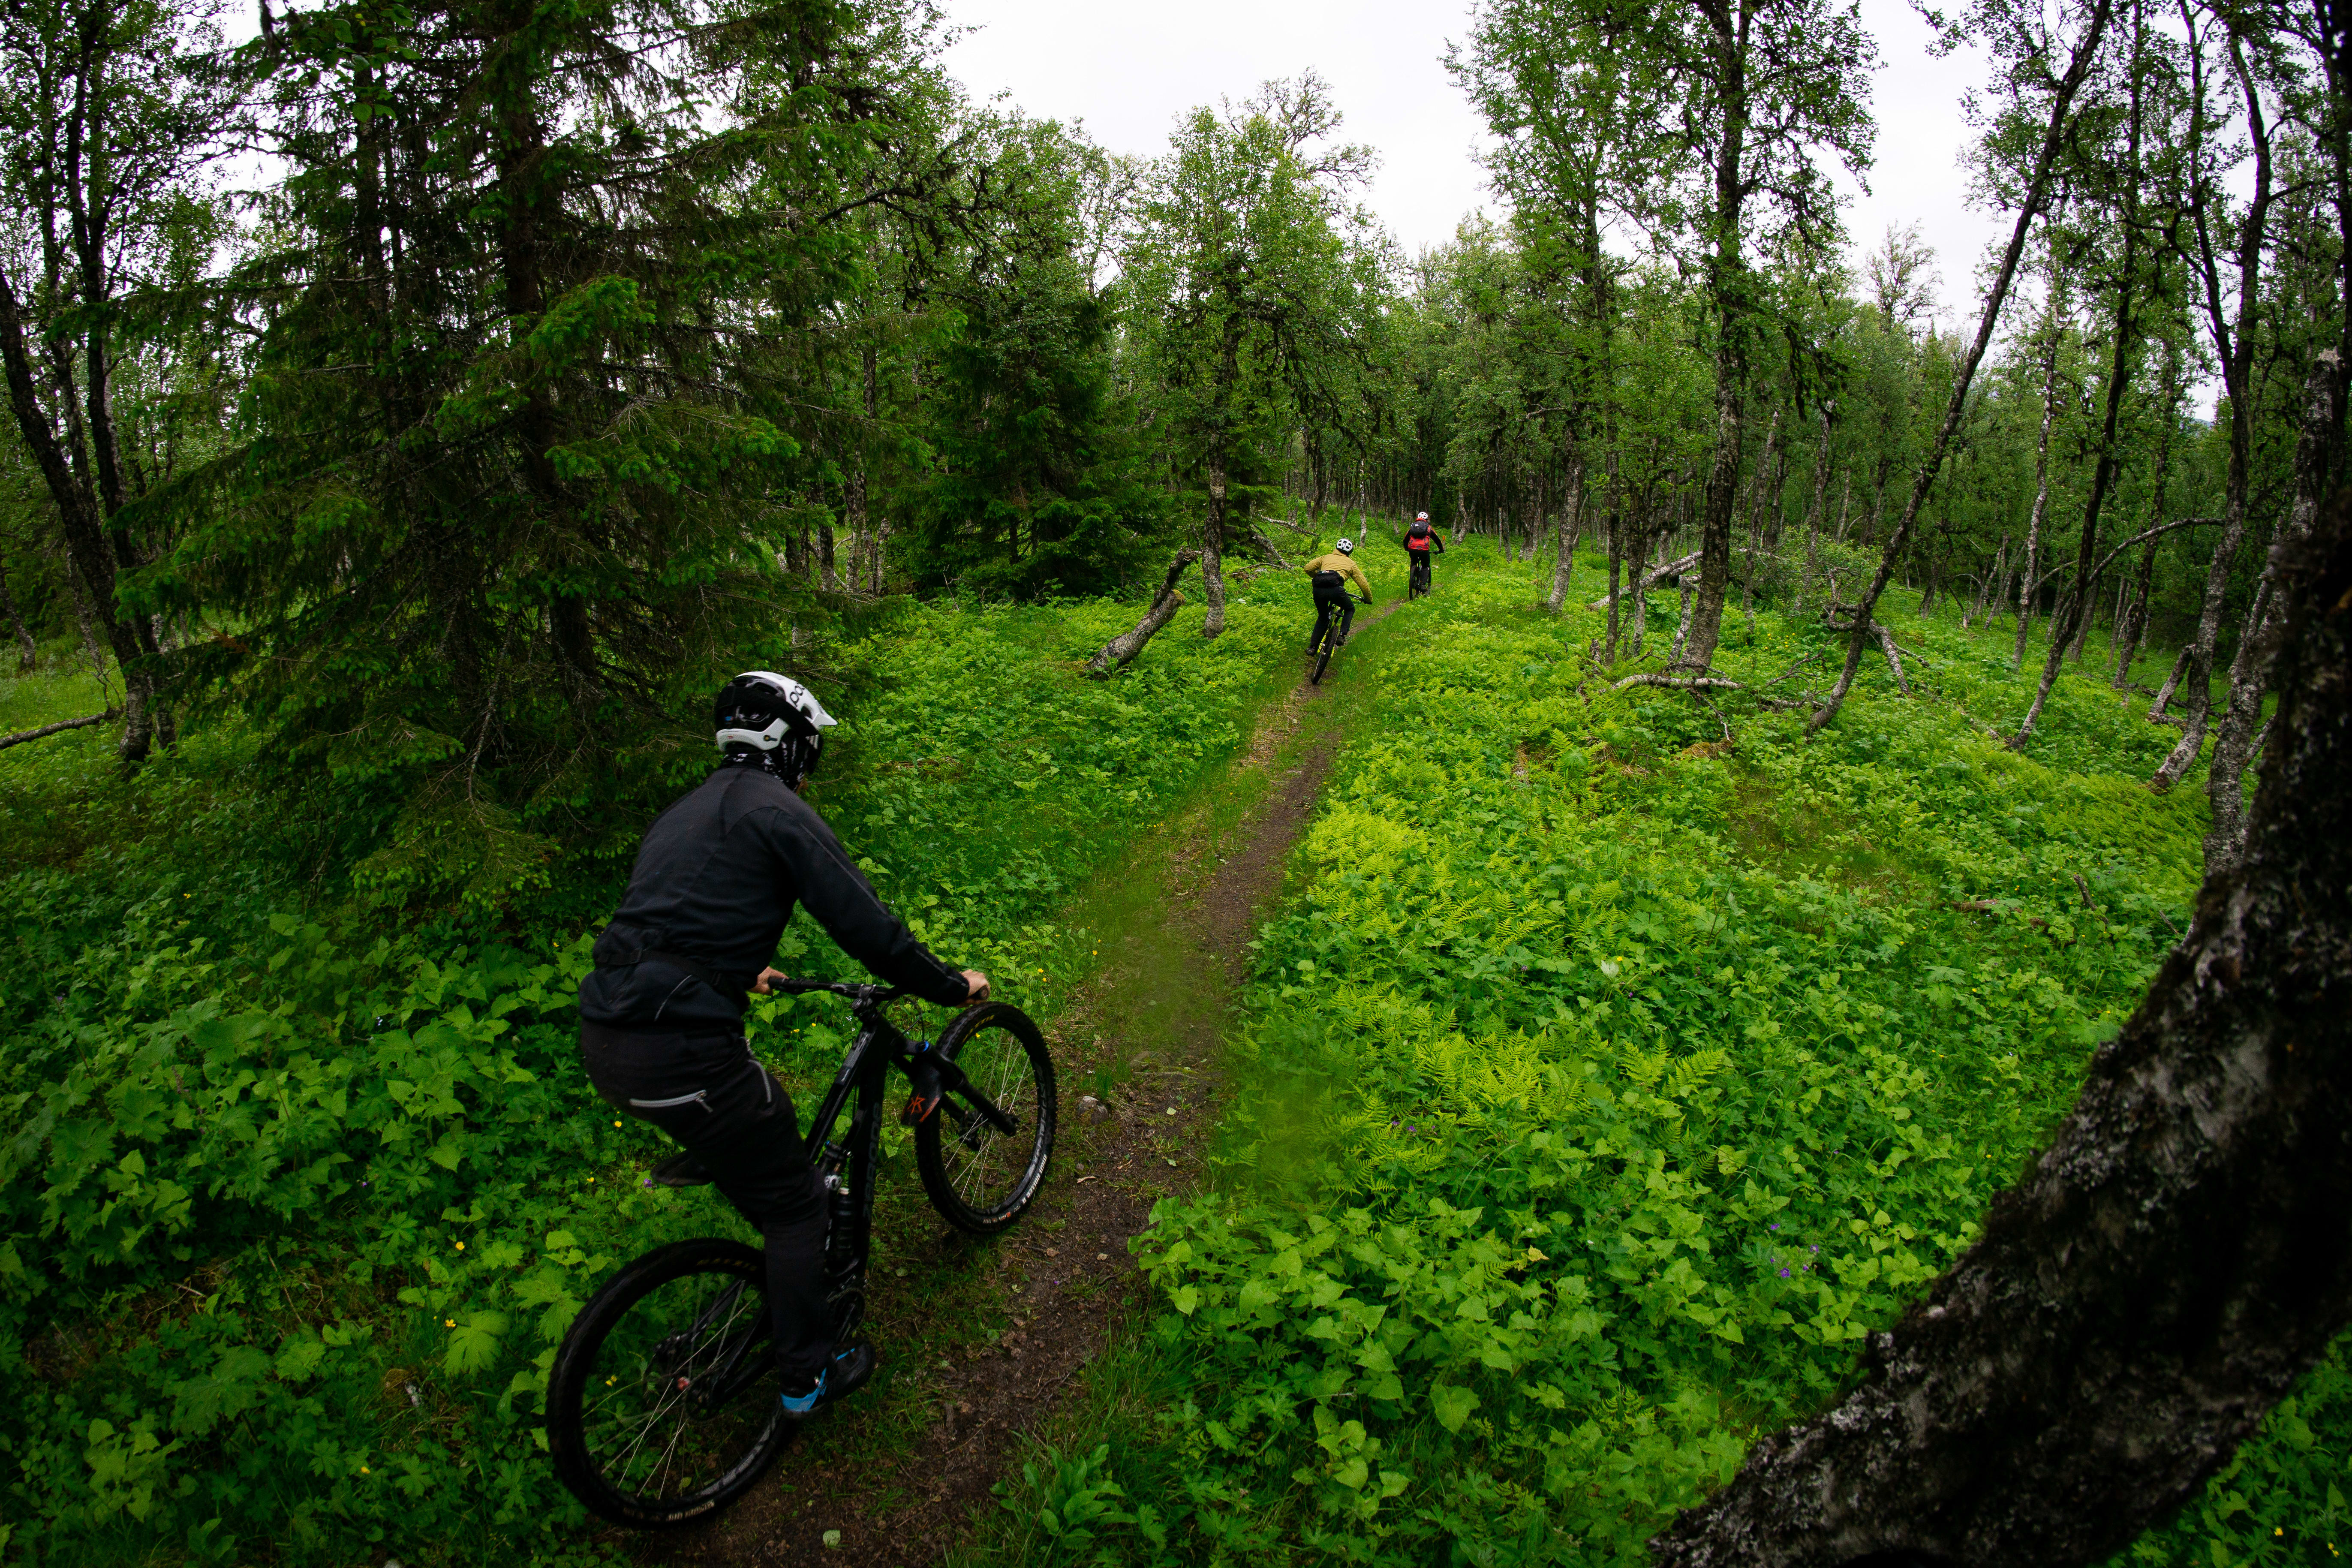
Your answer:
[963,537,2303,1568]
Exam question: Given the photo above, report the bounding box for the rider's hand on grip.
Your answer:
[961,969,991,1002]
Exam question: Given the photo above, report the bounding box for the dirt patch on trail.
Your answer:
[647,607,1397,1568]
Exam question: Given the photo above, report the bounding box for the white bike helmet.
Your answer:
[1415,512,1429,522]
[1335,538,1354,554]
[715,670,837,782]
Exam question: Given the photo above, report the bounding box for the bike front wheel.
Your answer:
[916,1001,1056,1234]
[547,1238,788,1529]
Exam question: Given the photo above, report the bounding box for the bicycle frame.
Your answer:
[773,981,1017,1336]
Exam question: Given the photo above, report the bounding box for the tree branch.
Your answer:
[0,708,118,752]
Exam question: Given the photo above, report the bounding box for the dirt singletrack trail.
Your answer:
[651,602,1402,1568]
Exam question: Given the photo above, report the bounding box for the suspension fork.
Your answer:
[809,1012,903,1278]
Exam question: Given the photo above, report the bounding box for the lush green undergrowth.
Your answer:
[0,581,1312,1566]
[990,545,2343,1568]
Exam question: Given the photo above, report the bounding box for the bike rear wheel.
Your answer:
[547,1238,788,1529]
[915,1002,1056,1234]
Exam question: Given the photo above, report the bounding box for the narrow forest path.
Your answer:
[653,600,1405,1568]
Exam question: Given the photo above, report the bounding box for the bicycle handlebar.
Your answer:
[763,977,909,1005]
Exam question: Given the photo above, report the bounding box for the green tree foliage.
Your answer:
[150,0,961,834]
[1124,72,1383,632]
[910,122,1170,597]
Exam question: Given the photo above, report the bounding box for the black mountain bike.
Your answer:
[1408,554,1433,599]
[1309,595,1370,685]
[546,981,1056,1529]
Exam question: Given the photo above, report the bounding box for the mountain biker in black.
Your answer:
[1302,538,1373,652]
[577,671,989,1421]
[1403,512,1445,593]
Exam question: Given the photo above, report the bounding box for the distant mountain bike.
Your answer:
[546,981,1056,1528]
[1408,554,1432,599]
[1309,595,1370,685]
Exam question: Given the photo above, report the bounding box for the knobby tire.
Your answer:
[914,1001,1057,1234]
[547,1238,789,1529]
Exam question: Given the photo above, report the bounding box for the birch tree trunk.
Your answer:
[2016,82,2145,746]
[1200,454,1230,637]
[1680,0,1752,677]
[1805,0,2113,737]
[2117,341,2184,688]
[1794,408,1832,615]
[1654,487,2352,1568]
[1546,462,1585,613]
[1605,451,1626,658]
[1087,550,1200,676]
[1741,406,1782,638]
[2012,325,2062,673]
[2153,22,2276,791]
[2202,349,2338,868]
[0,267,157,758]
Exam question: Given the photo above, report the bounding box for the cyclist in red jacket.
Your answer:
[1403,512,1446,596]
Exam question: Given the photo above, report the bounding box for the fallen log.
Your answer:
[1823,613,1914,695]
[0,707,120,752]
[1613,674,1744,693]
[1245,526,1295,569]
[1086,550,1199,677]
[1586,551,1700,611]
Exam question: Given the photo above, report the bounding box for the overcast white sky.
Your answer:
[941,0,2004,331]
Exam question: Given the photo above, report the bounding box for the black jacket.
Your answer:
[579,762,970,1032]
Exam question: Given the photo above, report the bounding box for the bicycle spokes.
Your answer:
[579,1271,776,1503]
[938,1035,1035,1205]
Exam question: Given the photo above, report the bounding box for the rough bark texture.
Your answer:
[2203,351,2338,867]
[1086,550,1199,677]
[1546,464,1586,613]
[1653,490,2352,1568]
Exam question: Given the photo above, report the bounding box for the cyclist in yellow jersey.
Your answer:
[1302,538,1374,650]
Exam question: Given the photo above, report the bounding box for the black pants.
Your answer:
[1312,589,1356,649]
[579,1022,833,1384]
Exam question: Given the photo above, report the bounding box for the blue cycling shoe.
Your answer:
[779,1341,876,1421]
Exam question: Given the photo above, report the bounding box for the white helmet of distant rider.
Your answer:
[1335,538,1354,554]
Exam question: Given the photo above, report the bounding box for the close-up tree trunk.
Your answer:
[1655,488,2352,1568]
